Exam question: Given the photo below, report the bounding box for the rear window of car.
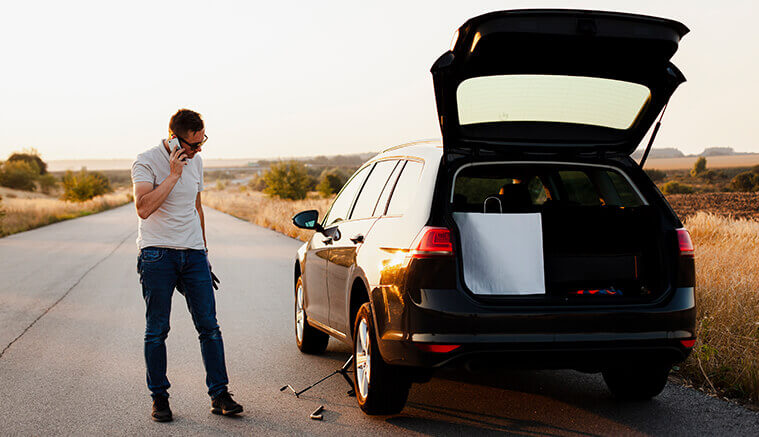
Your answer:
[456,75,651,130]
[452,163,644,212]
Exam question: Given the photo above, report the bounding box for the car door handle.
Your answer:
[350,234,364,244]
[322,237,333,245]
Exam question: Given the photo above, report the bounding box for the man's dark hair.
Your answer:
[169,109,204,139]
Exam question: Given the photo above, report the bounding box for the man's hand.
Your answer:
[133,140,186,220]
[169,144,188,179]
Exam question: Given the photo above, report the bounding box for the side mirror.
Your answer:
[292,210,324,233]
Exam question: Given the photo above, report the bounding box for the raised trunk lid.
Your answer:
[431,9,688,157]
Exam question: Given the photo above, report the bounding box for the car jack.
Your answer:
[280,355,355,398]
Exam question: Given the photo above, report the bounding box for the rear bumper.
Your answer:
[371,286,696,369]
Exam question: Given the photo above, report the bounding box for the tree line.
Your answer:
[0,149,112,201]
[244,161,353,200]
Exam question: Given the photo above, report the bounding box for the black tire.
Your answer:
[295,277,329,354]
[602,363,670,400]
[353,302,410,415]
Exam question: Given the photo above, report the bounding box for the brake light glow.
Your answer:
[412,227,454,258]
[680,339,696,348]
[414,344,460,353]
[676,228,694,257]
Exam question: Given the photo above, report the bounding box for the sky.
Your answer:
[1,0,757,162]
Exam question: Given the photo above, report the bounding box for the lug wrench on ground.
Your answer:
[280,355,355,398]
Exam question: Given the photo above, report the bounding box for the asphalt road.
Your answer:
[0,204,756,436]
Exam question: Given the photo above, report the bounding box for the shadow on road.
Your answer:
[311,350,749,436]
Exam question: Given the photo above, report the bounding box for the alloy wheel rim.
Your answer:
[296,284,304,343]
[355,318,371,399]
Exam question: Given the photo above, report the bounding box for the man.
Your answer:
[131,109,242,422]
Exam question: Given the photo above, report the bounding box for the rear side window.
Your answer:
[323,165,371,226]
[351,160,398,219]
[608,171,644,207]
[373,160,403,216]
[386,161,423,215]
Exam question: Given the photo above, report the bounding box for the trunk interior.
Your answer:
[541,204,667,303]
[449,162,671,304]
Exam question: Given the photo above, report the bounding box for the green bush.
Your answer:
[661,181,694,194]
[645,168,668,183]
[8,150,47,175]
[731,171,759,192]
[38,173,58,194]
[697,169,722,182]
[0,160,39,191]
[215,180,227,191]
[317,170,345,197]
[247,174,267,191]
[690,157,707,177]
[263,161,313,200]
[61,169,111,202]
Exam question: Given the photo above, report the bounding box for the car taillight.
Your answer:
[680,339,696,348]
[412,227,454,258]
[676,228,694,257]
[414,343,460,353]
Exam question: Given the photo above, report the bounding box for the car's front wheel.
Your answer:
[353,302,410,415]
[294,277,329,354]
[602,362,671,400]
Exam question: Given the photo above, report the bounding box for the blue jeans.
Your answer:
[137,247,229,399]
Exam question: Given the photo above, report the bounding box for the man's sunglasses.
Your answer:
[178,134,208,150]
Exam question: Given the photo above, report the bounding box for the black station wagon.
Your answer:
[291,9,696,415]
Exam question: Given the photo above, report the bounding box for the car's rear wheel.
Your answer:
[353,302,410,415]
[602,362,670,400]
[295,277,329,354]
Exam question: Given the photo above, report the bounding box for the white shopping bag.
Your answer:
[452,212,546,295]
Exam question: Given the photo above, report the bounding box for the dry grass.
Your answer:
[676,212,759,404]
[0,189,133,237]
[0,186,51,199]
[202,189,333,241]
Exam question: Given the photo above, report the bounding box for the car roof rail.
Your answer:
[381,139,441,154]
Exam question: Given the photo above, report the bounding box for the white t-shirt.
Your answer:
[131,141,205,250]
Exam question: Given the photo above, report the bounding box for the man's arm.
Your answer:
[134,146,186,219]
[196,192,207,249]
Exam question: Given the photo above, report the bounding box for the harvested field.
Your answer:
[666,192,759,221]
[643,154,759,170]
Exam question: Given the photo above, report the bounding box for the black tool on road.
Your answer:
[280,355,355,398]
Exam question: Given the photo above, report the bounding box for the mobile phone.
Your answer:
[167,137,186,161]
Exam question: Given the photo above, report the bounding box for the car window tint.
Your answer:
[323,165,371,226]
[373,160,403,216]
[454,177,513,206]
[351,160,398,220]
[558,171,600,206]
[452,164,643,211]
[607,171,644,207]
[386,161,423,215]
